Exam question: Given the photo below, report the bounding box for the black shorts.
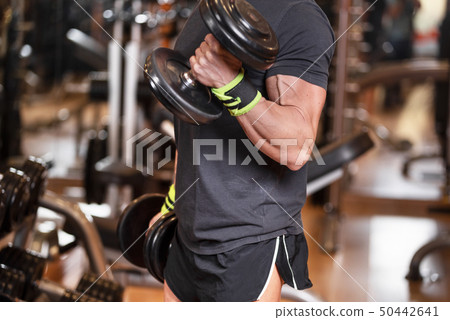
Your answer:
[164,231,312,302]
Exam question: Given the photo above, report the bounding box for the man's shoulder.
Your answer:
[248,0,329,31]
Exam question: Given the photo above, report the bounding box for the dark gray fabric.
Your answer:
[164,231,311,301]
[173,0,334,254]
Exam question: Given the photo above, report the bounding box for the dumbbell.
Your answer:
[0,168,31,234]
[0,246,123,302]
[117,194,177,282]
[0,264,26,301]
[0,263,99,302]
[0,245,46,300]
[0,157,48,235]
[144,0,279,124]
[20,157,48,216]
[0,187,6,234]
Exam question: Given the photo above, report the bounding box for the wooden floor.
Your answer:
[19,81,450,302]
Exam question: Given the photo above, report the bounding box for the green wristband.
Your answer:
[211,68,262,117]
[160,184,175,214]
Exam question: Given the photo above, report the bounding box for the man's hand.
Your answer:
[189,34,242,88]
[147,212,164,236]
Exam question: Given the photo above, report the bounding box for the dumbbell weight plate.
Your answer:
[116,194,166,268]
[0,169,30,231]
[143,212,177,283]
[76,272,123,302]
[199,0,279,70]
[144,0,278,125]
[0,246,46,283]
[0,185,6,233]
[9,169,31,226]
[0,172,15,233]
[21,157,48,216]
[145,48,223,125]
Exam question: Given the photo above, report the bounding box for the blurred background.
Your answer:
[0,0,449,302]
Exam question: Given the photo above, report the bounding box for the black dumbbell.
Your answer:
[0,245,47,300]
[0,264,26,301]
[116,194,165,268]
[20,157,48,216]
[144,0,279,124]
[0,263,100,302]
[0,157,48,235]
[76,272,124,302]
[116,194,177,283]
[0,168,31,234]
[0,187,6,234]
[0,246,121,302]
[143,211,177,283]
[0,246,47,283]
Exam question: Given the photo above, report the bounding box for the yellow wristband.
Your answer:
[160,184,175,214]
[211,68,261,117]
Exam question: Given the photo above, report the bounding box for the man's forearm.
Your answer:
[235,75,326,171]
[236,98,316,171]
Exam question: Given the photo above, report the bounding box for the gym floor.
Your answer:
[19,78,450,302]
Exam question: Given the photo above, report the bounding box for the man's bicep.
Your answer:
[265,74,326,132]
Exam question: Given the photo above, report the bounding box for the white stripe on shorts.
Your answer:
[256,236,280,301]
[283,234,298,290]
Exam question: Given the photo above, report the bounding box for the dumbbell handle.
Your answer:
[36,279,99,302]
[180,70,198,88]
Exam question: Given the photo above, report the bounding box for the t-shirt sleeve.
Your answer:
[265,2,335,90]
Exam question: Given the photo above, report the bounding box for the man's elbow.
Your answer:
[285,151,308,171]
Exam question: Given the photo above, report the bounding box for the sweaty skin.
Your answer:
[190,34,326,171]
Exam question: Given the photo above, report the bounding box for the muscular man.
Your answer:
[151,0,334,302]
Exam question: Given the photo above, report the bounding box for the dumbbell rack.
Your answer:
[1,157,124,301]
[0,246,124,301]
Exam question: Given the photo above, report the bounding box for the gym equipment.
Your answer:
[0,245,46,300]
[66,28,108,71]
[0,264,26,301]
[84,131,108,204]
[0,157,48,237]
[0,263,99,302]
[406,11,450,282]
[0,246,46,283]
[0,186,6,232]
[406,235,450,281]
[21,157,48,216]
[117,132,374,283]
[38,192,114,279]
[76,272,124,302]
[143,211,177,282]
[0,168,30,234]
[0,246,123,302]
[144,0,279,125]
[116,193,165,268]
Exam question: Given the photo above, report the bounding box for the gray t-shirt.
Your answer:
[173,0,334,254]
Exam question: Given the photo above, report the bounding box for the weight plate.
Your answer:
[143,212,178,283]
[22,158,47,216]
[77,272,123,302]
[199,0,278,70]
[9,169,30,225]
[0,170,22,232]
[144,48,223,125]
[0,185,6,233]
[117,194,166,268]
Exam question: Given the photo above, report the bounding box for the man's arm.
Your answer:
[236,75,325,171]
[191,34,326,171]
